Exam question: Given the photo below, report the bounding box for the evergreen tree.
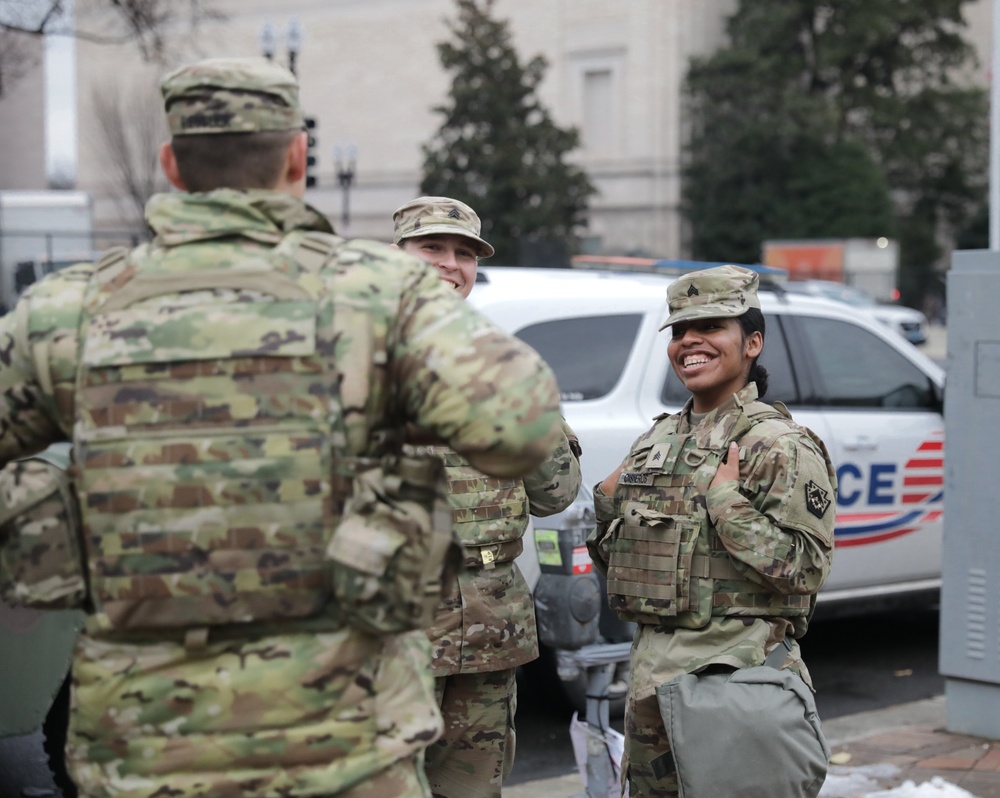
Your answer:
[682,0,987,307]
[421,0,595,265]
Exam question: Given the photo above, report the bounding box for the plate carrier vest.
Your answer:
[67,231,454,636]
[432,447,527,570]
[604,400,831,629]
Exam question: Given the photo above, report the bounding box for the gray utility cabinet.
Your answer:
[940,250,1000,739]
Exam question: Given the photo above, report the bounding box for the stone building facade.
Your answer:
[67,0,993,260]
[72,0,738,257]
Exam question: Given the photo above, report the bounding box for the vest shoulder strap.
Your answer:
[744,399,792,423]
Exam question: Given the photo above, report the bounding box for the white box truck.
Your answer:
[0,190,93,312]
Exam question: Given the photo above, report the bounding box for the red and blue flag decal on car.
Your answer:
[833,432,944,547]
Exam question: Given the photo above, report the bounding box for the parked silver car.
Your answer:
[782,279,928,345]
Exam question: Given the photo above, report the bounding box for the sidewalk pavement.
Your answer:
[505,695,1000,798]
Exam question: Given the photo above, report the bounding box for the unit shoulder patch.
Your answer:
[805,480,831,519]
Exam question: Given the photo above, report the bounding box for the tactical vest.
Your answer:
[431,447,527,570]
[70,231,455,636]
[603,400,821,629]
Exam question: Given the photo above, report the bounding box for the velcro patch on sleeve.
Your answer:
[804,480,832,519]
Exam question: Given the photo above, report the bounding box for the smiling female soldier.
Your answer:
[588,265,837,798]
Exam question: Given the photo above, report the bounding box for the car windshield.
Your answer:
[514,313,642,401]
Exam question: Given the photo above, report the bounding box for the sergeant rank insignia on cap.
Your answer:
[805,480,831,519]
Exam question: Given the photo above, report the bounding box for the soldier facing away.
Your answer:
[588,265,836,797]
[0,57,564,798]
[392,196,583,798]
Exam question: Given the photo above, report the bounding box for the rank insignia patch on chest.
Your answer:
[805,480,831,519]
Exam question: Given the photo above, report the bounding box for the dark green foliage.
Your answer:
[683,133,895,264]
[781,140,896,239]
[420,0,595,265]
[955,201,989,251]
[682,0,988,304]
[896,199,941,307]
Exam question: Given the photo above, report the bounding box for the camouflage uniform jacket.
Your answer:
[423,418,581,676]
[0,189,564,798]
[590,384,835,702]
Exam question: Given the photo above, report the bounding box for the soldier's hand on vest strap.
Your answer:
[711,442,740,489]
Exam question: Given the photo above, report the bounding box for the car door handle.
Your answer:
[843,436,878,452]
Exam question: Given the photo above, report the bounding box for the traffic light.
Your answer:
[305,116,317,188]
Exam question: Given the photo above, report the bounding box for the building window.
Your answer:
[570,50,623,158]
[583,68,613,155]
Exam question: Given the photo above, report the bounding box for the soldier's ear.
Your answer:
[284,130,308,185]
[160,142,187,190]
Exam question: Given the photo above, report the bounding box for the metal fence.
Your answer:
[0,229,149,264]
[0,229,151,313]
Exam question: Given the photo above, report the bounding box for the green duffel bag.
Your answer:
[655,639,830,798]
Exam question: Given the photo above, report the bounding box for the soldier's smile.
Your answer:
[667,317,759,412]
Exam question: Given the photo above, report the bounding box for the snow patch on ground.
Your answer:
[820,765,980,798]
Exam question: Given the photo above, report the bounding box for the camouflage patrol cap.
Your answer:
[392,196,495,258]
[660,265,761,329]
[161,57,305,136]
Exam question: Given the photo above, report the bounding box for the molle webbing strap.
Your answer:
[94,268,315,311]
[607,574,682,602]
[286,231,340,273]
[436,449,529,546]
[606,518,684,604]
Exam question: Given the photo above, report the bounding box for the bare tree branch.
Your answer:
[0,1,224,91]
[90,78,169,226]
[0,28,39,97]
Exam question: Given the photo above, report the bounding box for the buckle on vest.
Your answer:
[683,449,709,467]
[464,539,521,570]
[184,627,210,650]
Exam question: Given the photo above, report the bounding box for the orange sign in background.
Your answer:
[762,242,845,282]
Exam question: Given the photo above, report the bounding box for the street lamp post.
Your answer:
[258,18,315,188]
[334,144,357,231]
[286,18,302,76]
[259,18,302,76]
[259,21,276,62]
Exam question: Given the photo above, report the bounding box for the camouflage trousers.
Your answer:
[623,691,679,798]
[424,668,517,798]
[326,755,431,798]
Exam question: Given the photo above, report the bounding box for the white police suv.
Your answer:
[469,266,945,707]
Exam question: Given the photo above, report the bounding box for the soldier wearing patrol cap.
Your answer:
[393,196,493,298]
[588,265,837,797]
[393,196,582,798]
[0,57,566,798]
